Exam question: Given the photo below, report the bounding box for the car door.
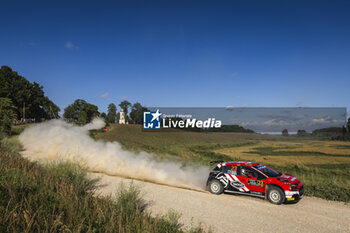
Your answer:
[222,165,247,192]
[236,166,266,193]
[246,167,266,193]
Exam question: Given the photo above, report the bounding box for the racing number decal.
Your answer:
[247,179,264,187]
[228,166,238,175]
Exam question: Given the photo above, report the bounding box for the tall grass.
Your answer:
[0,138,208,232]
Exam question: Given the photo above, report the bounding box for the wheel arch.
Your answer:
[265,184,284,199]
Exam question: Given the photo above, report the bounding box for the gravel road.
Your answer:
[89,173,350,233]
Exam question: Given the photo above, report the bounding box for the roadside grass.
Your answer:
[271,163,350,202]
[11,124,33,135]
[97,125,350,202]
[0,138,208,232]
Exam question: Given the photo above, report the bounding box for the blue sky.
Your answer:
[0,0,349,114]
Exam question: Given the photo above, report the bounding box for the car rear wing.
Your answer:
[209,160,224,166]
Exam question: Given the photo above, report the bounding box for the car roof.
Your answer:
[217,161,261,168]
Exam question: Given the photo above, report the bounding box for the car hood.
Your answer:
[277,173,300,183]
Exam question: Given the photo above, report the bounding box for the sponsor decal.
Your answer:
[228,170,237,175]
[230,180,245,189]
[227,165,237,175]
[247,179,264,187]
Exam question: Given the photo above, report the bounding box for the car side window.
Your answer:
[222,165,238,175]
[253,170,266,180]
[239,166,254,177]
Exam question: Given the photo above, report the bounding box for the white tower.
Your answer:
[119,109,126,124]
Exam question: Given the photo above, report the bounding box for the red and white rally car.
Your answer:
[207,161,304,204]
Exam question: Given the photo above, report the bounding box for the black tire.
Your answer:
[209,179,224,195]
[267,186,285,205]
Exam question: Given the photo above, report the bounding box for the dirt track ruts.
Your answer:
[89,173,350,233]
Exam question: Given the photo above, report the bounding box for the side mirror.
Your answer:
[247,174,253,178]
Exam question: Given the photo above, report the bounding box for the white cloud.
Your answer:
[263,119,290,126]
[239,121,259,127]
[311,116,343,124]
[65,41,79,50]
[100,92,109,98]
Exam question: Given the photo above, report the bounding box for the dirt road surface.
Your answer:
[89,173,350,233]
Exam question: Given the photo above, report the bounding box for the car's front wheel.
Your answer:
[209,179,224,195]
[267,186,285,205]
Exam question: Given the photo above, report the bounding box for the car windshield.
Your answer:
[253,164,280,177]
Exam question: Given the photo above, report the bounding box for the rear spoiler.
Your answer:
[210,160,224,166]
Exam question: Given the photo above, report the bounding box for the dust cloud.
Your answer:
[19,119,210,190]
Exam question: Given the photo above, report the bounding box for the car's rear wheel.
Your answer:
[209,179,224,195]
[267,186,285,205]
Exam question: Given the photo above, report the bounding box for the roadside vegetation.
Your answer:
[0,137,207,232]
[98,124,350,202]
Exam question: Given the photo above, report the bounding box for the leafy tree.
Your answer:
[107,103,117,123]
[100,112,107,120]
[42,97,60,119]
[282,129,289,136]
[77,111,88,125]
[297,129,308,137]
[0,66,60,120]
[0,98,17,136]
[129,103,149,124]
[63,99,99,123]
[118,100,131,114]
[342,126,347,140]
[100,112,109,125]
[347,117,350,136]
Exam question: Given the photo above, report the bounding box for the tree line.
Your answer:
[0,66,60,136]
[63,99,149,125]
[0,66,149,137]
[281,118,350,140]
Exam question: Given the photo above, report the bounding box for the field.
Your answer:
[98,124,350,202]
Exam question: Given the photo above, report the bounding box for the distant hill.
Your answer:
[312,127,342,137]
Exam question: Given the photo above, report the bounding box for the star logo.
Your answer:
[143,109,162,129]
[150,109,162,122]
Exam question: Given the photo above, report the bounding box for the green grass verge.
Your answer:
[0,138,208,232]
[271,163,350,202]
